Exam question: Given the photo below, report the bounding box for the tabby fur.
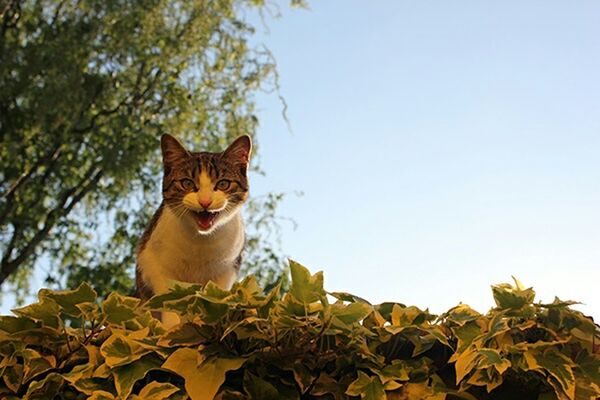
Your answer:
[135,134,251,327]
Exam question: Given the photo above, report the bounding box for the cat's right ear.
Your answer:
[160,134,189,166]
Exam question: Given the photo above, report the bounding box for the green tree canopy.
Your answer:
[0,0,301,302]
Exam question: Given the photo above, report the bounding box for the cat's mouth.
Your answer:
[192,210,220,231]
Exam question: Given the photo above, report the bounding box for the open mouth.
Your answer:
[192,210,219,230]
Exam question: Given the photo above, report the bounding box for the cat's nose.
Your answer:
[199,199,212,209]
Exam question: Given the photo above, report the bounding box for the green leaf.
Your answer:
[443,304,482,326]
[100,329,151,367]
[310,373,346,400]
[452,321,483,352]
[533,350,576,399]
[23,372,63,400]
[372,360,410,384]
[158,322,209,347]
[0,316,41,333]
[476,348,512,375]
[391,305,426,326]
[38,283,97,317]
[285,363,314,394]
[2,364,23,392]
[491,279,535,310]
[346,371,386,400]
[289,260,325,303]
[163,348,246,400]
[113,354,162,399]
[243,371,280,400]
[145,284,200,310]
[72,378,112,395]
[330,302,373,326]
[11,298,61,328]
[21,349,55,383]
[102,292,139,325]
[329,291,371,304]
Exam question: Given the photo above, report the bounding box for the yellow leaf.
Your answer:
[137,381,180,400]
[88,390,115,400]
[162,348,245,400]
[454,347,478,383]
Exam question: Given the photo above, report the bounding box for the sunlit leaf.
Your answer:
[289,260,325,303]
[163,348,246,400]
[346,371,386,400]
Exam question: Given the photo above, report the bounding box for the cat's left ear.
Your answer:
[223,135,252,165]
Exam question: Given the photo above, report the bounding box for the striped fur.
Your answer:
[135,134,251,328]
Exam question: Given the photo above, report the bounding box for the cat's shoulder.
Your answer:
[137,202,165,254]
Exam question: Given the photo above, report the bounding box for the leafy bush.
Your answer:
[0,261,598,400]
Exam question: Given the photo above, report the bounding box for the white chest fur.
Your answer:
[137,206,244,294]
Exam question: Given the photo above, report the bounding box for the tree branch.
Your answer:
[0,143,62,227]
[2,223,21,265]
[0,0,21,41]
[0,166,103,286]
[50,0,67,27]
[1,142,62,199]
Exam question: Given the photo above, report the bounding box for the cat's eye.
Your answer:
[215,179,231,191]
[180,179,195,190]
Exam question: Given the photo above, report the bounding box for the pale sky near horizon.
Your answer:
[249,1,600,318]
[2,1,599,319]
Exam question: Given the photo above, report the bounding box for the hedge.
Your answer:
[0,261,598,399]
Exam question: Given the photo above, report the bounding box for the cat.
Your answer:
[135,133,251,328]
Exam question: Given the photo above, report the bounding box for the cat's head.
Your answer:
[160,134,251,235]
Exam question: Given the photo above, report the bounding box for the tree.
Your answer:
[0,0,301,303]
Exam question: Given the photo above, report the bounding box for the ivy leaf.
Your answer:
[113,354,162,399]
[530,349,576,400]
[452,347,479,383]
[22,372,63,400]
[88,391,116,400]
[491,278,535,310]
[21,349,55,383]
[101,292,139,325]
[452,322,483,352]
[11,298,61,328]
[0,316,41,333]
[477,348,511,375]
[443,304,482,326]
[134,382,180,400]
[100,329,151,368]
[310,373,346,400]
[289,260,325,303]
[346,371,386,400]
[243,371,279,400]
[38,283,97,317]
[330,302,373,326]
[163,348,246,400]
[145,284,200,310]
[158,322,209,347]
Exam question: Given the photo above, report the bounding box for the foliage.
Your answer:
[0,0,301,302]
[0,262,598,400]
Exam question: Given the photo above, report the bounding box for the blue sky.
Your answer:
[249,1,600,318]
[2,1,598,319]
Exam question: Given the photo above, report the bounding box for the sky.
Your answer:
[248,0,600,318]
[2,1,599,319]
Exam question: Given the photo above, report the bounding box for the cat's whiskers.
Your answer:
[170,203,189,220]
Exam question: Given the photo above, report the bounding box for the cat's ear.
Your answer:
[160,134,189,166]
[223,135,252,165]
